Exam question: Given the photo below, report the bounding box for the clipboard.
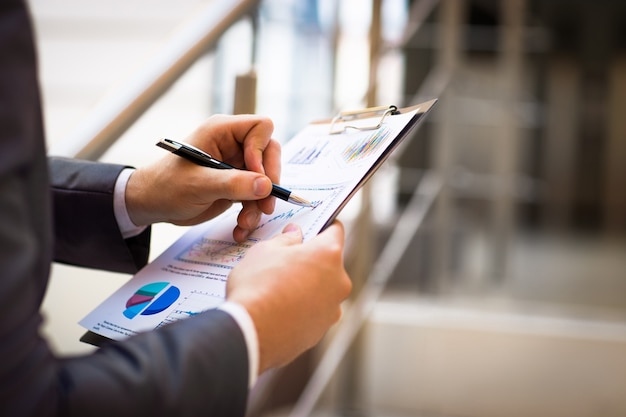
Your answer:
[314,99,437,231]
[79,98,437,346]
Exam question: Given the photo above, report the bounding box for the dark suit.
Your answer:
[0,1,248,416]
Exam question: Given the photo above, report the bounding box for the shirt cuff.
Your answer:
[218,301,259,388]
[113,168,148,239]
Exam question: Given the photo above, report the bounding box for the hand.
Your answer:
[226,222,352,373]
[125,114,281,241]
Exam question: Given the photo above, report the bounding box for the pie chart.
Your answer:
[123,282,180,319]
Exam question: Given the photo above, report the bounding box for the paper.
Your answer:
[79,104,431,340]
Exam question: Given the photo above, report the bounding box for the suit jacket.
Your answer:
[0,1,249,416]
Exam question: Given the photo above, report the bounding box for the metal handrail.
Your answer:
[287,0,445,413]
[44,1,444,415]
[289,171,441,417]
[49,0,259,161]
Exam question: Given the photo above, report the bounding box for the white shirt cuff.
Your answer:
[218,301,259,388]
[113,168,148,239]
[114,170,259,386]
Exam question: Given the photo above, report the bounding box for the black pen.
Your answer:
[156,138,313,207]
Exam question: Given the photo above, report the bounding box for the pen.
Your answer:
[156,138,313,207]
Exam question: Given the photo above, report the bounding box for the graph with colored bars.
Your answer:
[176,239,250,267]
[342,126,390,162]
[156,290,223,328]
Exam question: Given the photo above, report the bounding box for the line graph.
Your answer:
[174,186,345,268]
[156,290,223,328]
[251,205,309,233]
[288,140,330,165]
[249,186,343,240]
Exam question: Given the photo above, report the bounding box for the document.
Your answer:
[79,100,436,341]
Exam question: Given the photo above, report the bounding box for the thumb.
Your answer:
[209,169,273,201]
[271,223,303,245]
[309,221,345,251]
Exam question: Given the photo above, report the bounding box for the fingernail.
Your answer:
[283,223,299,234]
[254,177,270,197]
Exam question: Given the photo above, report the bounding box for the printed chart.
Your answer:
[342,126,390,162]
[157,290,223,328]
[249,186,343,240]
[170,185,344,272]
[288,139,330,165]
[78,105,430,343]
[123,282,180,319]
[176,239,250,267]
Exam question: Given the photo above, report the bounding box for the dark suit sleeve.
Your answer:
[49,157,151,274]
[46,158,251,415]
[59,310,250,417]
[0,2,251,416]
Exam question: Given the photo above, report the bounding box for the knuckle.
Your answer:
[258,116,274,132]
[267,138,281,153]
[342,274,353,297]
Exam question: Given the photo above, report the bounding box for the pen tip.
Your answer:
[289,194,314,207]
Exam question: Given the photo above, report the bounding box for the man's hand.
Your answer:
[125,115,281,241]
[226,222,352,373]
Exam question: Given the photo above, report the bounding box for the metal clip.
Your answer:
[329,105,399,134]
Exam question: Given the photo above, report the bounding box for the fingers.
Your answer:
[189,115,280,228]
[247,137,282,184]
[188,114,277,176]
[317,221,345,244]
[310,221,352,301]
[277,223,303,242]
[201,169,272,202]
[309,221,345,254]
[129,114,283,229]
[226,219,351,372]
[233,202,261,242]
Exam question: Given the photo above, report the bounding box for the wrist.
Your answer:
[124,167,154,227]
[218,302,260,387]
[113,168,148,238]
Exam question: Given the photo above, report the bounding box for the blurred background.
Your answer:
[31,0,626,416]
